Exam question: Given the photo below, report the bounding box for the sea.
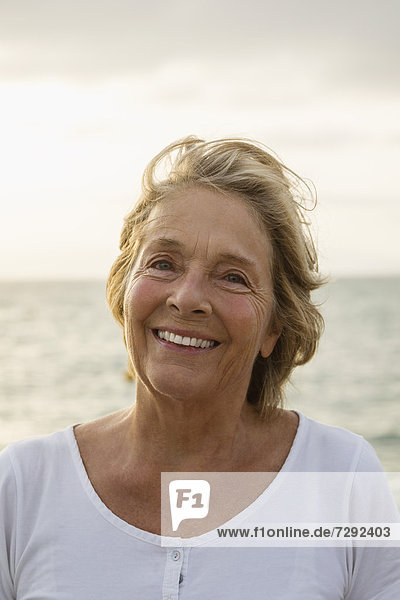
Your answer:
[1,278,399,504]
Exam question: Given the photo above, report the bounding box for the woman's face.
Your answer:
[123,186,280,404]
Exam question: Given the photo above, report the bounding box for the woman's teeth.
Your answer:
[156,330,216,348]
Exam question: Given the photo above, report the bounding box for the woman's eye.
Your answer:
[225,273,247,285]
[151,260,173,271]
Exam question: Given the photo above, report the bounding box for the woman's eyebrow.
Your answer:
[145,237,184,250]
[217,252,257,270]
[144,237,258,270]
[141,237,184,250]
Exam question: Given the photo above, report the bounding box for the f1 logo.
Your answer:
[169,480,211,531]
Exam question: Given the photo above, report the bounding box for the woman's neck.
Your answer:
[116,383,281,472]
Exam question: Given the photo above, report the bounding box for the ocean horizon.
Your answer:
[1,276,399,502]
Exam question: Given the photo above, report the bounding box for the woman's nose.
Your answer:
[166,271,212,316]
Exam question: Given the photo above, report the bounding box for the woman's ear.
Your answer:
[260,321,282,359]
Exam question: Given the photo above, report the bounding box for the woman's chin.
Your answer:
[143,370,210,404]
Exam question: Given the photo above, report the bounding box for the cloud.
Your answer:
[1,0,399,94]
[1,1,399,278]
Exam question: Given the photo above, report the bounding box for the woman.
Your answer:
[0,137,399,598]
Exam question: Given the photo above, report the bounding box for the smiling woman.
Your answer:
[121,186,280,409]
[0,137,399,599]
[107,137,324,420]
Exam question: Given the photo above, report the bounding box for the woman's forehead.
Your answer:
[137,188,273,275]
[143,187,270,250]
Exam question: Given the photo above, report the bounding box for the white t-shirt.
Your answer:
[0,412,399,599]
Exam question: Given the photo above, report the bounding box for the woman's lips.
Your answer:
[151,329,220,352]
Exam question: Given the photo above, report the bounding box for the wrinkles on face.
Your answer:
[215,289,275,392]
[122,187,278,405]
[130,236,270,297]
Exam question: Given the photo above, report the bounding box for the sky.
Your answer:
[1,0,399,280]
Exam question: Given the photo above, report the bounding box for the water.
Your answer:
[1,278,399,501]
[0,281,134,442]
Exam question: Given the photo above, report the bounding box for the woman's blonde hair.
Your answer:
[107,136,325,420]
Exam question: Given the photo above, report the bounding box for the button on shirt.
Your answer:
[162,549,185,600]
[0,413,399,599]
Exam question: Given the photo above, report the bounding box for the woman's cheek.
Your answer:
[218,293,260,329]
[221,294,274,350]
[125,275,164,320]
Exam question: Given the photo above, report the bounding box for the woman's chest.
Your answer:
[15,526,350,600]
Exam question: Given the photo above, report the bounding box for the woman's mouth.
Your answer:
[152,329,220,349]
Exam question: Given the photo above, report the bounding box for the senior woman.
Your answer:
[0,137,399,598]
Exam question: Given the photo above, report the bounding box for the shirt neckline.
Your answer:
[66,410,307,547]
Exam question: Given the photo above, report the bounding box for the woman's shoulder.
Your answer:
[0,427,78,530]
[292,411,382,472]
[0,426,76,483]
